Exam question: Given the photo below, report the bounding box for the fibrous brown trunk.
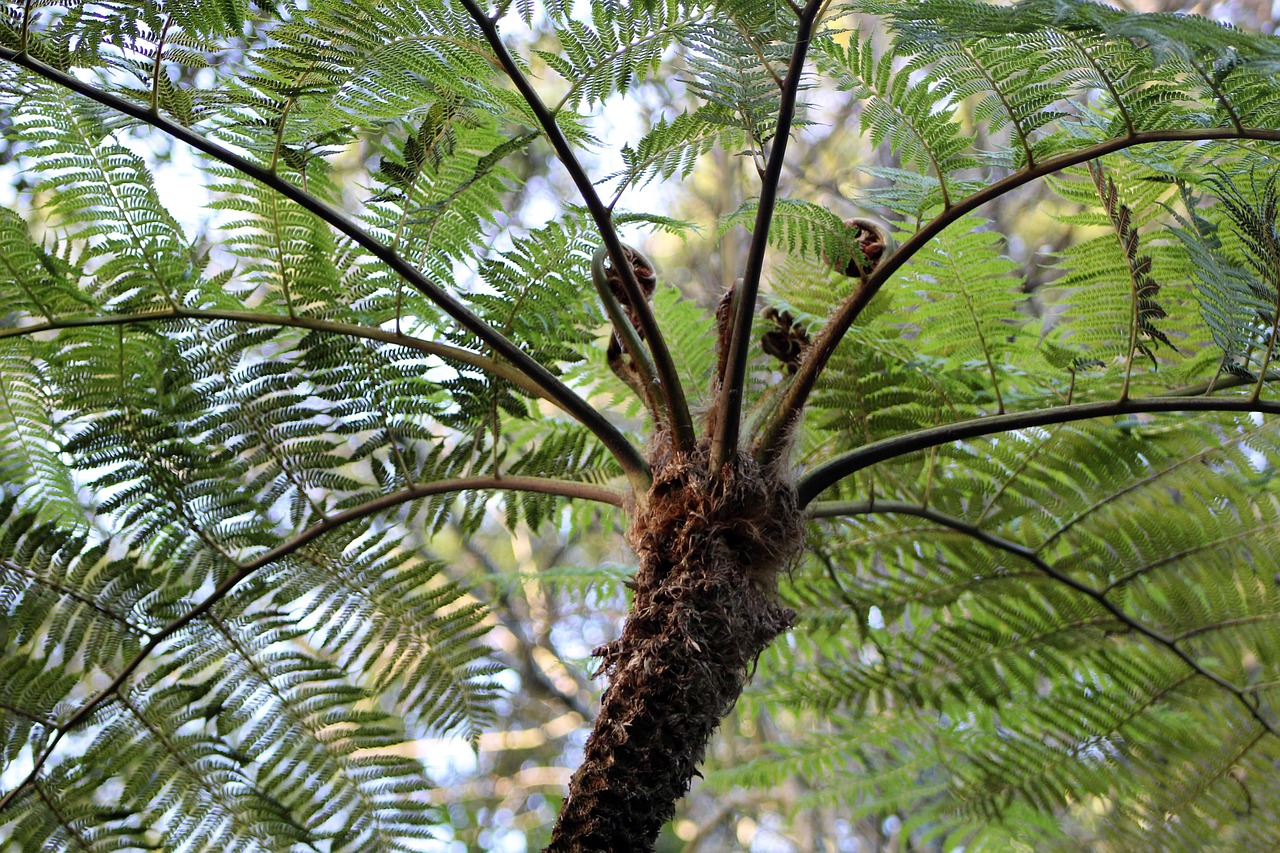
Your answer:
[547,443,805,852]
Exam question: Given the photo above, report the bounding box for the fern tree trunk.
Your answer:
[547,443,804,852]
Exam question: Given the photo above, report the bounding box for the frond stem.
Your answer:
[266,191,298,318]
[592,246,663,416]
[798,395,1280,506]
[148,15,171,115]
[1171,370,1280,396]
[267,49,324,175]
[457,0,695,450]
[1174,613,1280,642]
[19,0,31,54]
[113,326,241,568]
[945,247,1004,413]
[1253,281,1280,401]
[809,498,1043,555]
[1059,30,1136,138]
[710,0,823,469]
[1187,54,1245,134]
[756,126,1280,464]
[0,699,54,727]
[34,782,92,853]
[551,16,706,114]
[1102,520,1280,595]
[241,397,330,522]
[0,248,54,321]
[975,428,1057,523]
[738,25,785,91]
[0,45,650,485]
[117,693,275,846]
[205,612,407,823]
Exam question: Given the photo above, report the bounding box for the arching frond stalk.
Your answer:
[798,396,1280,504]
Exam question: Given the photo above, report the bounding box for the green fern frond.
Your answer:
[894,217,1030,412]
[0,348,83,525]
[540,3,702,108]
[611,109,746,197]
[721,197,851,268]
[817,34,980,210]
[683,17,797,150]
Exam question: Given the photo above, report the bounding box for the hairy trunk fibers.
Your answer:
[546,443,805,852]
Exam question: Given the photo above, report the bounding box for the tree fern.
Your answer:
[5,0,1280,850]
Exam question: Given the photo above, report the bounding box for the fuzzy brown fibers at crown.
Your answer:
[547,445,805,852]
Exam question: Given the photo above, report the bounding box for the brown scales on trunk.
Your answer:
[546,439,805,852]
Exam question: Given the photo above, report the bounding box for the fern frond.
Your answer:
[720,197,851,268]
[541,3,703,109]
[610,108,746,198]
[0,347,83,525]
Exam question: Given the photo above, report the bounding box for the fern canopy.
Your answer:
[2,0,1280,849]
